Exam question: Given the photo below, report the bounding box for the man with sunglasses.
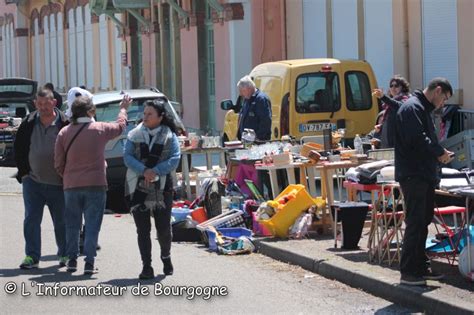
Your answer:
[377,77,454,285]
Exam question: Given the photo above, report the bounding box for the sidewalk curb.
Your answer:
[255,240,473,315]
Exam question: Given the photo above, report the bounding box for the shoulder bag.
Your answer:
[64,123,88,162]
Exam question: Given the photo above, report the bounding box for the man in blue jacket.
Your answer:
[394,77,454,286]
[236,75,272,141]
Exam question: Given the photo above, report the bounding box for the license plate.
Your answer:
[299,123,335,133]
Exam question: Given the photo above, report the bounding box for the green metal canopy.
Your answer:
[89,0,151,27]
[90,0,150,15]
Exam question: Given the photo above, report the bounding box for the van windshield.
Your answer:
[295,72,340,113]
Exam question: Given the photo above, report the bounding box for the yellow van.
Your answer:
[221,58,380,142]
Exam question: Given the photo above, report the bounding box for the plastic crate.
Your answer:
[171,208,192,223]
[259,184,317,238]
[197,209,246,244]
[206,227,253,251]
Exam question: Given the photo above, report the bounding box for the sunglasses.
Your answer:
[390,83,400,88]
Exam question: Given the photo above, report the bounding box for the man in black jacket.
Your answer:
[394,78,454,286]
[14,89,69,269]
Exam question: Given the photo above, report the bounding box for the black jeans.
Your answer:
[399,177,435,276]
[132,191,173,266]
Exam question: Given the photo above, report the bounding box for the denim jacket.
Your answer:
[123,123,180,195]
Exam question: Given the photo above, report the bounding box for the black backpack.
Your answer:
[200,178,226,219]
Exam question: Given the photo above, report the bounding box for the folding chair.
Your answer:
[244,179,265,202]
[368,183,405,266]
[429,172,472,264]
[427,205,466,265]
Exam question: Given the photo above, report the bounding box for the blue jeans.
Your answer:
[64,189,106,264]
[22,176,66,261]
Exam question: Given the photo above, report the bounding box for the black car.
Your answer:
[0,78,37,166]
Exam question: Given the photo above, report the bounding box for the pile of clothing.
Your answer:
[345,160,394,184]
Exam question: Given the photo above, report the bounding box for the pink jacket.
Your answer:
[54,110,127,190]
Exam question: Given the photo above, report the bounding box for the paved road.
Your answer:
[0,167,21,194]
[0,168,415,314]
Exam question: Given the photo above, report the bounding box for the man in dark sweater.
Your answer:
[391,78,454,286]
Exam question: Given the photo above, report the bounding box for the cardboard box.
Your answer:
[271,152,293,166]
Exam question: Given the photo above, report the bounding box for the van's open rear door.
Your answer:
[339,62,379,138]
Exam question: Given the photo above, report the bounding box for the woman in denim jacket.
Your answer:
[124,99,180,279]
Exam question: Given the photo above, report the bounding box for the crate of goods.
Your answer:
[440,130,474,170]
[206,227,253,251]
[259,184,317,238]
[300,142,324,158]
[197,209,246,244]
[271,152,293,166]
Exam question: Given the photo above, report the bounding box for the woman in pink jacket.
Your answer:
[54,95,131,274]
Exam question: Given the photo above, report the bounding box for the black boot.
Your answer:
[162,257,173,276]
[139,265,154,280]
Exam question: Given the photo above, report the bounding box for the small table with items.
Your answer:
[180,147,226,200]
[254,162,307,199]
[300,160,361,236]
[312,160,360,205]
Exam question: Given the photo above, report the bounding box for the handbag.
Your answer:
[64,123,88,162]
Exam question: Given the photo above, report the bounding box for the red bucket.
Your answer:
[191,207,208,223]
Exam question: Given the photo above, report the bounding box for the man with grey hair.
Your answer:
[237,75,272,141]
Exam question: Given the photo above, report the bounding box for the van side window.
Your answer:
[345,71,372,111]
[296,72,340,113]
